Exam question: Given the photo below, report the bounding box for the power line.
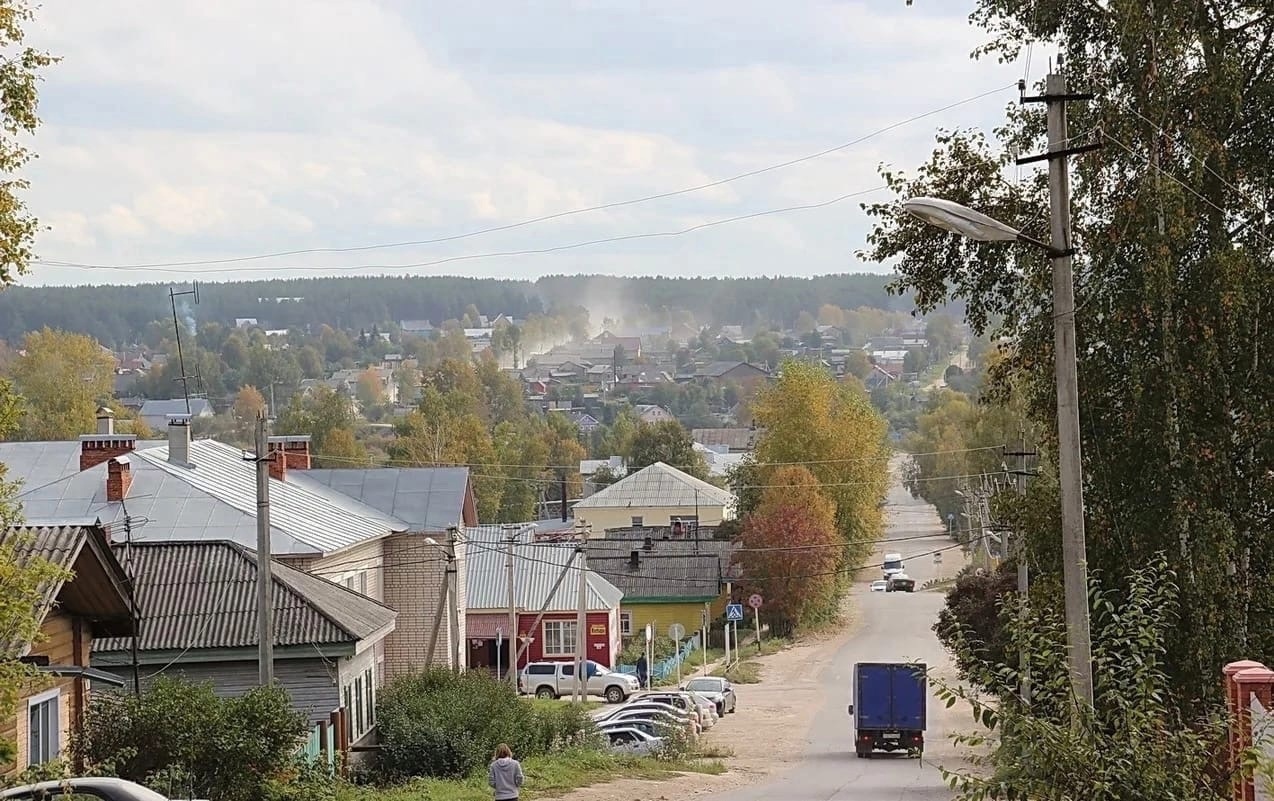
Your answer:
[36,187,889,276]
[36,83,1017,272]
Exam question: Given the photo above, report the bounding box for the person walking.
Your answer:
[636,653,649,690]
[489,743,524,801]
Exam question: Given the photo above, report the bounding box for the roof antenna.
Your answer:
[168,282,201,415]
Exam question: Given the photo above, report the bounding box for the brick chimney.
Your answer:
[106,455,133,502]
[80,407,137,470]
[167,413,192,467]
[267,435,311,480]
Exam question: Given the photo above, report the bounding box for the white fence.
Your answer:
[1254,695,1273,801]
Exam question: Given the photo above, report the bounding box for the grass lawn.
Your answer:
[338,748,726,801]
[710,637,791,684]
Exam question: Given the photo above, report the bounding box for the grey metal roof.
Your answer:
[94,540,396,654]
[13,441,408,556]
[585,551,724,600]
[463,525,623,611]
[695,361,767,378]
[132,440,409,553]
[139,398,213,418]
[0,440,164,492]
[691,428,756,451]
[572,462,735,511]
[296,467,470,531]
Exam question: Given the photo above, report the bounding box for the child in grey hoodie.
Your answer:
[489,743,524,801]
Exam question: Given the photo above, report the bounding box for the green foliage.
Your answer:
[276,386,367,467]
[625,420,708,479]
[71,676,308,801]
[935,556,1229,801]
[9,327,117,440]
[375,668,599,782]
[868,1,1274,708]
[933,562,1020,691]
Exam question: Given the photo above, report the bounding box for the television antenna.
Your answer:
[168,282,202,414]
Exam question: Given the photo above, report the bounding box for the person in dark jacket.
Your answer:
[489,743,524,801]
[636,653,649,689]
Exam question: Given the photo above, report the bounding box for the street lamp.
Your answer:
[903,191,1094,709]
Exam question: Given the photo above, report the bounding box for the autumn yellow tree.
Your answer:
[747,360,890,567]
[9,328,116,440]
[233,385,268,421]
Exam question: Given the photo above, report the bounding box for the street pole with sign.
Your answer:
[668,623,686,686]
[496,627,503,685]
[749,594,763,653]
[644,623,653,690]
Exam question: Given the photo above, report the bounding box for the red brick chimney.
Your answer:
[80,407,138,470]
[267,434,312,480]
[106,455,133,502]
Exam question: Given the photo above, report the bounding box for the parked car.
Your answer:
[682,676,738,715]
[597,702,699,738]
[519,659,639,703]
[870,580,888,592]
[630,691,712,727]
[886,574,916,593]
[683,690,720,726]
[1,779,171,801]
[604,726,667,756]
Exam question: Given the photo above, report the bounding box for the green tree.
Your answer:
[626,420,708,479]
[274,386,360,468]
[9,328,115,440]
[863,0,1274,706]
[355,368,384,408]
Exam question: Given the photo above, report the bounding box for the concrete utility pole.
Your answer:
[446,528,462,671]
[252,412,274,685]
[1037,69,1094,708]
[1006,426,1037,704]
[505,528,519,685]
[723,581,733,666]
[573,522,590,702]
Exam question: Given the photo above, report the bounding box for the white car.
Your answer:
[681,676,738,715]
[870,580,888,592]
[604,726,666,756]
[630,691,713,728]
[600,706,698,738]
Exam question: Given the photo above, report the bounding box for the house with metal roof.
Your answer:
[572,462,737,533]
[92,540,395,745]
[137,397,213,430]
[2,522,134,774]
[462,526,623,673]
[5,411,477,681]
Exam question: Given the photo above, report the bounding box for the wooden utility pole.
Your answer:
[505,528,519,685]
[573,522,590,702]
[446,528,461,671]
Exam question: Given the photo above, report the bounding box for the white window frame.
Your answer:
[542,620,578,657]
[619,610,633,637]
[26,688,61,767]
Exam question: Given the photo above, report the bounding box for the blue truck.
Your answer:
[845,662,927,758]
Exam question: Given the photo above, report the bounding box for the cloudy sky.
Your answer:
[23,1,1032,287]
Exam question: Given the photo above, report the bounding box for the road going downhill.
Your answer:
[704,458,968,801]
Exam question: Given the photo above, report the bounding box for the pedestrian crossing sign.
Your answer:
[726,603,745,622]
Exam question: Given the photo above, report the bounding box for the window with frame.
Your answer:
[27,689,60,766]
[630,516,643,527]
[542,620,578,657]
[619,610,633,637]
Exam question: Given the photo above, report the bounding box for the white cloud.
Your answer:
[19,0,1025,286]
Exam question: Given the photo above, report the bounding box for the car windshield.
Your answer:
[685,679,721,692]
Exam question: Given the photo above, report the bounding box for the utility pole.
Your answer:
[723,581,732,666]
[573,522,590,702]
[446,528,462,671]
[1020,66,1095,707]
[1006,426,1037,705]
[122,513,141,696]
[252,412,274,685]
[505,528,518,685]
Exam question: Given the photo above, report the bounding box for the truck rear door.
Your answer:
[855,664,895,730]
[889,664,927,730]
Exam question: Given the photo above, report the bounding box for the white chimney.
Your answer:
[96,406,115,435]
[166,413,192,467]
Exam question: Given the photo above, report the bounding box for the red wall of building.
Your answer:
[517,611,614,669]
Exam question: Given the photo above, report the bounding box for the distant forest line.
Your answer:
[0,273,944,346]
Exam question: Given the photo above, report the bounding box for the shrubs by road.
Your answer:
[70,676,308,801]
[374,668,598,781]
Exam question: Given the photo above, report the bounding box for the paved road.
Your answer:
[710,464,965,801]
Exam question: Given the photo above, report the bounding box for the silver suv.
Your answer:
[519,660,639,703]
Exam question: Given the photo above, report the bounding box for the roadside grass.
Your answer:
[340,748,726,801]
[525,697,603,712]
[714,660,762,684]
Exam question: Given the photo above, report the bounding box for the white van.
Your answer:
[882,552,904,577]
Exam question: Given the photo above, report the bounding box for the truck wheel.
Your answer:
[605,686,625,703]
[536,686,557,700]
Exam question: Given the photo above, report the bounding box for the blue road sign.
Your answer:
[726,603,745,622]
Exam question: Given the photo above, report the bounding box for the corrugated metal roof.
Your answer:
[0,441,164,491]
[585,551,724,599]
[133,440,409,553]
[572,462,735,511]
[95,540,396,654]
[295,467,470,531]
[691,428,755,451]
[463,525,622,612]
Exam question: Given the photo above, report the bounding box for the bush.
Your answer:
[375,668,598,781]
[71,676,308,801]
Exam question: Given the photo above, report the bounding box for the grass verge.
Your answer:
[339,748,726,801]
[714,660,762,684]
